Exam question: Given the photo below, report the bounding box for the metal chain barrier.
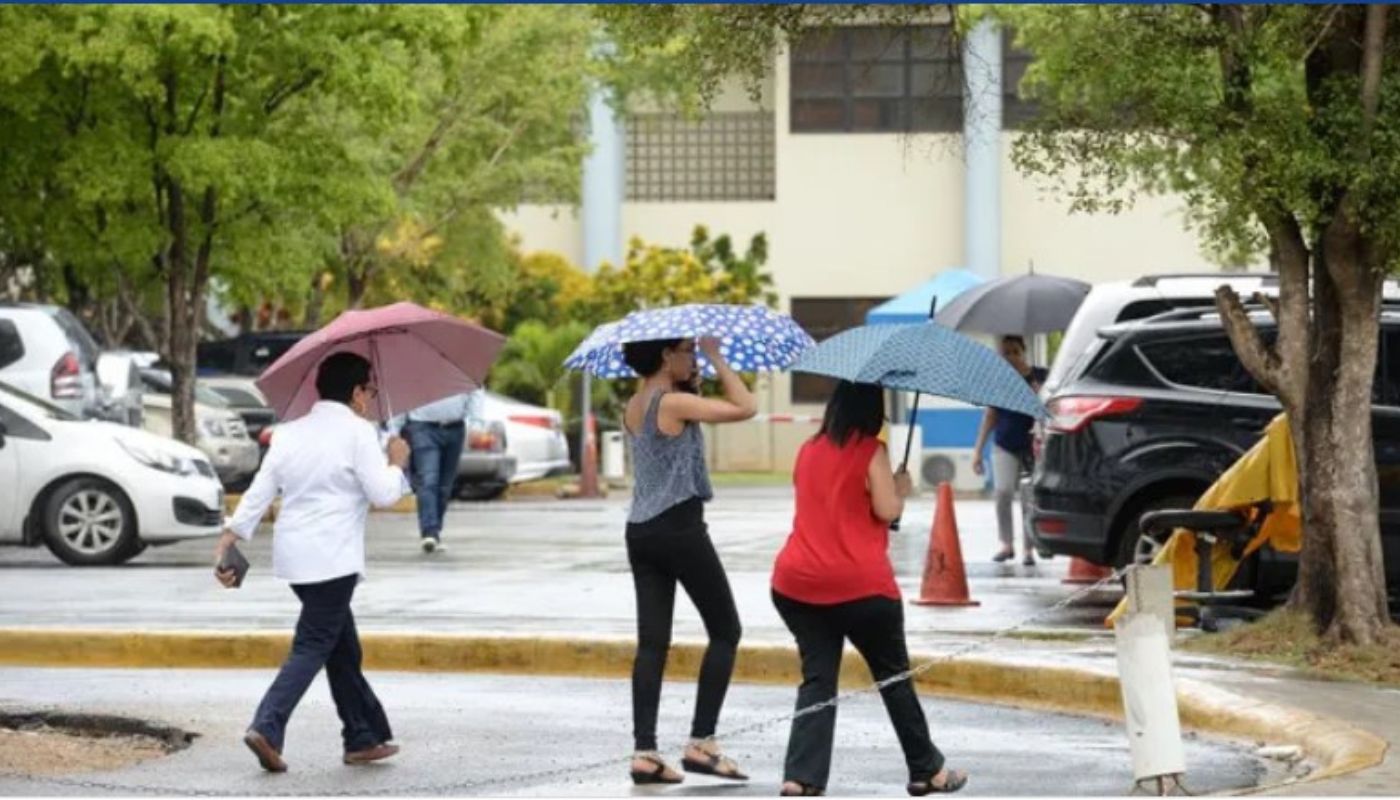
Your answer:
[0,567,1130,797]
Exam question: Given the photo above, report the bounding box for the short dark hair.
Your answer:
[316,352,373,404]
[622,338,685,377]
[817,380,885,447]
[1001,335,1026,349]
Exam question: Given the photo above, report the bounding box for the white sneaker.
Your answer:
[421,537,438,554]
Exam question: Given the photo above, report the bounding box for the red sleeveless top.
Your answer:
[772,434,900,604]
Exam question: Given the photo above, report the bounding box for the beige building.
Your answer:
[501,23,1247,474]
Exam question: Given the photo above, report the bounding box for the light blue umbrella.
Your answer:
[565,304,815,377]
[792,322,1047,418]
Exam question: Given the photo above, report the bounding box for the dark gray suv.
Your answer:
[1025,308,1400,608]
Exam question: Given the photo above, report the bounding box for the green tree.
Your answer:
[587,226,777,322]
[0,5,460,442]
[488,319,592,414]
[599,3,1398,645]
[320,4,594,317]
[1004,4,1396,645]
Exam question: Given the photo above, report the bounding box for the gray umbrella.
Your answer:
[933,273,1091,335]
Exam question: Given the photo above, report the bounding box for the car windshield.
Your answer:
[140,371,230,408]
[0,380,79,421]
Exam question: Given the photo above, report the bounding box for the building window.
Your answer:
[625,112,776,202]
[789,296,890,404]
[790,25,963,134]
[1001,29,1038,130]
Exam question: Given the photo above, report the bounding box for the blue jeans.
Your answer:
[251,574,391,753]
[404,421,466,540]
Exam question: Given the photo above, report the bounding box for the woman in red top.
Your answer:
[772,381,967,797]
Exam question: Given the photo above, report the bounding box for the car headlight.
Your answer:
[200,418,227,438]
[118,439,197,476]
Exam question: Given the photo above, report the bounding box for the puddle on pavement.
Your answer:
[0,711,195,776]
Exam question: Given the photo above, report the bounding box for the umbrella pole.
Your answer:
[891,294,938,531]
[900,393,922,470]
[370,335,393,430]
[890,392,921,533]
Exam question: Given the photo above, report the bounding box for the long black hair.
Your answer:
[622,338,685,377]
[816,380,885,447]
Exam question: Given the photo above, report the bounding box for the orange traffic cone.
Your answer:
[1062,557,1113,585]
[911,482,980,607]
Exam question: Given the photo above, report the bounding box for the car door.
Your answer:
[1372,328,1400,597]
[0,403,19,535]
[0,400,34,539]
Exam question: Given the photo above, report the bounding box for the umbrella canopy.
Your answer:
[564,304,814,378]
[864,269,985,325]
[934,273,1090,335]
[256,302,506,423]
[792,322,1046,418]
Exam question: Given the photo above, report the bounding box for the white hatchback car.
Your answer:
[0,381,224,566]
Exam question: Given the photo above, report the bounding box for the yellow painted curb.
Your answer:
[0,629,1385,789]
[224,494,416,516]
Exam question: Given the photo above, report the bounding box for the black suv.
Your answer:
[1025,309,1400,605]
[197,331,309,377]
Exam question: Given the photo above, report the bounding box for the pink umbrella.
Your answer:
[256,302,506,423]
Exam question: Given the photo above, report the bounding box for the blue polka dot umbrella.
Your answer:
[564,304,815,377]
[791,321,1046,418]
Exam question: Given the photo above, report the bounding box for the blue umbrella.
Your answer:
[794,322,1045,531]
[565,304,815,377]
[792,322,1047,418]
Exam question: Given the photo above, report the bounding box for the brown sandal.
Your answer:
[681,749,749,781]
[908,769,968,795]
[630,754,683,786]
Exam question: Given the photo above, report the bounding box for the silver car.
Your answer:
[138,369,260,489]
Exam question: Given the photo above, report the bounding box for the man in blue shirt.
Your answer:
[394,391,476,552]
[971,336,1048,567]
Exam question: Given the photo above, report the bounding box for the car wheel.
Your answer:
[41,478,141,566]
[1114,494,1200,569]
[454,481,508,502]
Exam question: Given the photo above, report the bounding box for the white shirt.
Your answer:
[226,401,408,584]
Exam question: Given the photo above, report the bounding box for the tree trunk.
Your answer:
[304,270,327,328]
[346,265,370,310]
[1290,203,1391,644]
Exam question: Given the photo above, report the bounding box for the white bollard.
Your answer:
[602,430,626,482]
[1116,566,1187,791]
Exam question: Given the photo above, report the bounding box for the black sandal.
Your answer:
[781,780,825,796]
[908,769,968,795]
[681,749,749,781]
[630,754,683,786]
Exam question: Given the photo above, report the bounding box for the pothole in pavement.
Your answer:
[0,711,196,776]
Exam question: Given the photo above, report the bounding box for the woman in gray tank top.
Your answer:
[621,336,757,786]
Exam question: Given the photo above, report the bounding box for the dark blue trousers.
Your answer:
[251,574,391,753]
[404,420,467,540]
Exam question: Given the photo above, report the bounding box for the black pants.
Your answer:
[626,498,742,752]
[251,574,392,753]
[772,590,944,790]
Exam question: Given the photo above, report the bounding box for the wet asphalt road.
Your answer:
[0,668,1265,797]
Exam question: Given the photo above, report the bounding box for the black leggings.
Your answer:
[772,590,943,790]
[625,498,742,752]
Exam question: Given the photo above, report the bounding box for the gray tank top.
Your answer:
[627,390,713,524]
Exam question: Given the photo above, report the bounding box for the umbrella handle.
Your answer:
[891,392,922,532]
[370,336,394,432]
